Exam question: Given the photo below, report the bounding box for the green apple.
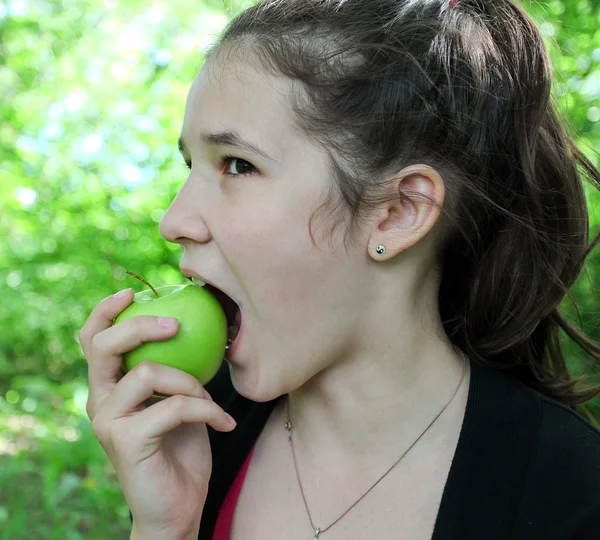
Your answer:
[113,283,227,385]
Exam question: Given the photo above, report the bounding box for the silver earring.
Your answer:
[376,245,386,254]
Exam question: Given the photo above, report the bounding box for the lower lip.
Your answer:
[225,321,243,362]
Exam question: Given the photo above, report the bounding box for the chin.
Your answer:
[229,364,286,403]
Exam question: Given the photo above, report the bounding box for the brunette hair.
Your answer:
[208,0,600,411]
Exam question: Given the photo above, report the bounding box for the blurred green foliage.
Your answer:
[0,0,599,537]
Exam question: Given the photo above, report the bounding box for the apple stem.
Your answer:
[125,270,159,298]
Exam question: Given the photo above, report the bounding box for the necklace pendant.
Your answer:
[313,527,321,539]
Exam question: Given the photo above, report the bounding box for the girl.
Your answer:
[79,0,600,538]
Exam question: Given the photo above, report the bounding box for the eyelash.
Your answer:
[181,155,258,178]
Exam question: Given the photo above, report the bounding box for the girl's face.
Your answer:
[159,54,375,401]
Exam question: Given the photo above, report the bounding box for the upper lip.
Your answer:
[180,267,222,291]
[179,266,241,312]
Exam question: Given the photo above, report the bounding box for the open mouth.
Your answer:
[188,277,241,346]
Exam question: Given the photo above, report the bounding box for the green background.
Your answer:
[1,0,599,537]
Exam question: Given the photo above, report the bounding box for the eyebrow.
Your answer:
[178,130,276,162]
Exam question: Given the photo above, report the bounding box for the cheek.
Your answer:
[279,289,290,306]
[223,201,306,261]
[225,220,279,259]
[220,211,286,293]
[219,197,330,320]
[227,225,313,316]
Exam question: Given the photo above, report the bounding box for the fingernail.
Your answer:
[113,288,132,299]
[157,317,179,329]
[225,413,237,427]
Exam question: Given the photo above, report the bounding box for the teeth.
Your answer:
[225,332,236,351]
[225,324,240,350]
[227,324,240,343]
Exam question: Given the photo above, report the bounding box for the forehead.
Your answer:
[182,53,297,151]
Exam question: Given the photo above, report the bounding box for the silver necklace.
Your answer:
[285,354,468,538]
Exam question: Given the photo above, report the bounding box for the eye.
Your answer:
[221,155,258,177]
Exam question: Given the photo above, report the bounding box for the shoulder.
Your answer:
[535,393,600,472]
[476,360,600,468]
[515,391,600,538]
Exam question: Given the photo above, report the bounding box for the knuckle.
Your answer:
[91,415,107,441]
[207,399,221,419]
[130,360,156,382]
[189,377,205,397]
[86,398,94,421]
[131,316,147,332]
[167,394,187,414]
[90,333,102,355]
[140,315,158,330]
[131,316,155,341]
[78,327,88,345]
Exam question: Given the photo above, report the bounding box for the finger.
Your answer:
[144,387,214,407]
[79,288,134,360]
[101,361,212,419]
[129,394,236,440]
[87,315,180,412]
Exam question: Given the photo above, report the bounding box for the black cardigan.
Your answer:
[130,358,600,539]
[198,358,600,539]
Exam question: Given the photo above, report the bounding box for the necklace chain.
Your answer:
[285,354,468,538]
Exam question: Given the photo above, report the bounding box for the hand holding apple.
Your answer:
[80,277,238,540]
[112,271,227,385]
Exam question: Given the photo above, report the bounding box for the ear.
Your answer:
[367,164,445,260]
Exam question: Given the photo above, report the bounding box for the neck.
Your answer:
[276,259,471,475]
[281,274,471,472]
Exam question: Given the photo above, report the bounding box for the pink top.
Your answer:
[212,444,256,540]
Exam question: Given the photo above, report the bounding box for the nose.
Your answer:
[159,181,211,247]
